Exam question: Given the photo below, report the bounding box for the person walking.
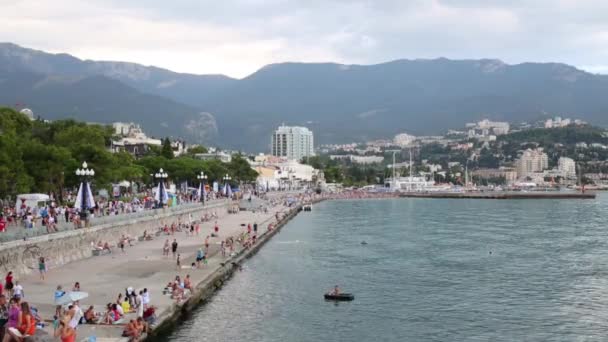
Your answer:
[4,272,13,298]
[171,239,178,258]
[38,257,47,281]
[163,239,170,257]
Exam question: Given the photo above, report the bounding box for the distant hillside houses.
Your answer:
[544,116,586,129]
[466,119,510,141]
[110,122,186,158]
[330,155,385,164]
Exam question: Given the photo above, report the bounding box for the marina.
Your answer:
[399,191,596,199]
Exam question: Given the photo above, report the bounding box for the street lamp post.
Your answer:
[197,171,208,204]
[155,168,168,208]
[223,174,232,198]
[75,161,95,223]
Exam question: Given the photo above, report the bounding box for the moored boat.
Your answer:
[324,293,354,301]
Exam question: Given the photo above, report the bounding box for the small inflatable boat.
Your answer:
[324,293,355,301]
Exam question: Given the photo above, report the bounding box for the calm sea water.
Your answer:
[165,194,608,342]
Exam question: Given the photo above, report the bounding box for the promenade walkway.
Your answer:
[16,200,288,341]
[0,200,227,243]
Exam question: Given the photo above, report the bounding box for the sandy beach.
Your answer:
[15,199,289,341]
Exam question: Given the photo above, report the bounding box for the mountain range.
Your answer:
[2,42,608,151]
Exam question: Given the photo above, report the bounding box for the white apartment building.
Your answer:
[271,125,314,161]
[516,148,549,179]
[393,133,416,147]
[558,157,576,178]
[467,119,510,138]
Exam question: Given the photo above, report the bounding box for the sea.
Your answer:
[164,193,608,342]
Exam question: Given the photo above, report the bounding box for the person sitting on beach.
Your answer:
[143,306,156,325]
[170,281,185,301]
[103,242,112,253]
[84,306,97,324]
[183,275,192,291]
[123,319,140,340]
[135,317,149,335]
[101,304,113,324]
[121,298,132,314]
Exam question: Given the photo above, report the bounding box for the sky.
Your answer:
[2,0,608,78]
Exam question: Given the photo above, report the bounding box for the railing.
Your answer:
[0,200,229,243]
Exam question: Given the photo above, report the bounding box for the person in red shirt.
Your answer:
[0,215,5,232]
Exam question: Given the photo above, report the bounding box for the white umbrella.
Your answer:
[54,291,89,306]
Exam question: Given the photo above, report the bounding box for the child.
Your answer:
[53,315,59,335]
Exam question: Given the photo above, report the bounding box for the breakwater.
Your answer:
[399,191,596,199]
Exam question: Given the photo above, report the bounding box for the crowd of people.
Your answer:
[0,188,234,237]
[0,271,45,341]
[0,189,304,341]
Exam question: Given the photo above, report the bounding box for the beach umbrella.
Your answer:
[54,291,89,306]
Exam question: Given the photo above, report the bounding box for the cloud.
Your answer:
[1,0,608,77]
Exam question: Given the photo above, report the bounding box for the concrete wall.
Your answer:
[0,201,230,277]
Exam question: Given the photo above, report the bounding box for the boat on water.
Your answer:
[324,293,355,301]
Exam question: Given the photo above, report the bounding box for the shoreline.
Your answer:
[145,200,316,341]
[399,191,596,199]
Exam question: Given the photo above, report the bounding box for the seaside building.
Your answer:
[516,148,549,179]
[558,157,576,178]
[393,133,416,147]
[271,125,314,161]
[193,151,232,163]
[467,119,510,139]
[472,168,517,184]
[329,155,384,164]
[110,123,161,158]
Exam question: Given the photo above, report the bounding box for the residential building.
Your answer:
[329,155,384,164]
[472,168,518,184]
[516,148,549,179]
[110,123,161,158]
[558,157,576,178]
[271,125,314,161]
[393,133,416,147]
[467,119,510,138]
[193,151,232,163]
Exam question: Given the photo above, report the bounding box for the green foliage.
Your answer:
[161,137,174,159]
[499,126,608,146]
[0,107,261,202]
[187,145,208,155]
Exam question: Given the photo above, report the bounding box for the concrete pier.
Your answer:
[13,199,294,341]
[399,191,596,199]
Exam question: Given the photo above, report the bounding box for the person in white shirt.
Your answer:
[13,281,23,299]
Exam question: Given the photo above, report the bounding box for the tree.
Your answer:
[187,145,208,155]
[227,154,258,183]
[161,137,174,159]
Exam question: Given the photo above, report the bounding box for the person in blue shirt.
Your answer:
[196,248,205,268]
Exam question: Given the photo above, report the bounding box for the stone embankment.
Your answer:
[146,202,307,340]
[0,201,230,277]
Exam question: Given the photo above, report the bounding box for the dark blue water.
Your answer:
[167,194,608,341]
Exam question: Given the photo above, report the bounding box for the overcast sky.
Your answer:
[2,0,608,78]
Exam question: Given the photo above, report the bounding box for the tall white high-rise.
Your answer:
[558,157,576,178]
[516,148,549,179]
[271,125,314,161]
